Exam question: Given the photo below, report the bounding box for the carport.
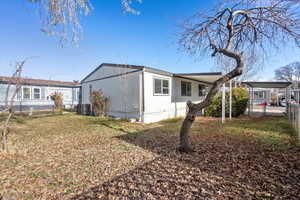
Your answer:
[242,81,292,116]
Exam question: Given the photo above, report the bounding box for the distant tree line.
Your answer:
[274,62,300,82]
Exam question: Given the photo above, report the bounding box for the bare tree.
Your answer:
[1,61,26,153]
[215,51,262,81]
[178,0,300,152]
[28,0,142,44]
[275,61,300,81]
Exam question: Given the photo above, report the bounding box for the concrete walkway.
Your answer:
[247,106,286,117]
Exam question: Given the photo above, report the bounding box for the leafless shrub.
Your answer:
[90,90,108,117]
[1,61,26,153]
[51,92,63,114]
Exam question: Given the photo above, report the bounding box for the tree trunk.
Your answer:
[2,129,8,153]
[2,112,12,153]
[178,108,197,152]
[178,50,244,152]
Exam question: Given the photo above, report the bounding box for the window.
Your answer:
[254,91,264,99]
[154,78,169,95]
[22,87,31,99]
[181,81,192,96]
[33,88,41,99]
[198,85,206,96]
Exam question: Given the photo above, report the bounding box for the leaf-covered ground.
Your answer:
[0,114,299,199]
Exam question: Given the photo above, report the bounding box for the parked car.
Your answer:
[279,98,296,107]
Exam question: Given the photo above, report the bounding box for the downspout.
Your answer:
[71,87,74,108]
[79,85,83,114]
[139,69,145,122]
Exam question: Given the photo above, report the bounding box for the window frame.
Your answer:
[22,86,31,100]
[33,87,41,100]
[181,81,192,97]
[153,77,170,96]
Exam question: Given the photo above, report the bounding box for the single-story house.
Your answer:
[0,76,80,112]
[80,63,222,123]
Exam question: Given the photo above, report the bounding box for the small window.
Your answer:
[254,91,264,99]
[33,88,41,99]
[198,85,206,96]
[154,78,169,95]
[181,81,192,96]
[22,87,31,100]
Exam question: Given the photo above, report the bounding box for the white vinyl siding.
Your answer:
[17,89,22,100]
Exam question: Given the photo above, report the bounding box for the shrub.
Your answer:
[51,92,63,114]
[90,90,108,117]
[204,87,249,118]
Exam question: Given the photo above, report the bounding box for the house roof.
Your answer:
[0,76,80,88]
[242,81,292,88]
[81,63,222,84]
[81,63,172,83]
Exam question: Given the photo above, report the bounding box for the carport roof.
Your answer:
[242,81,292,88]
[174,73,223,84]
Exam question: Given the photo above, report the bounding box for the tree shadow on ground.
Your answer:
[71,117,300,200]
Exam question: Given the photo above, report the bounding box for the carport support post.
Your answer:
[251,87,254,114]
[222,83,226,124]
[277,90,279,106]
[286,87,289,119]
[230,80,233,119]
[247,87,250,116]
[298,106,300,140]
[248,87,253,116]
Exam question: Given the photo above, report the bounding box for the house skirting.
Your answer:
[0,104,77,112]
[79,102,203,123]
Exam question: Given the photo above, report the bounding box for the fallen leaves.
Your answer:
[0,114,299,199]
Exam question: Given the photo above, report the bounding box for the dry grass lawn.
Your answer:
[0,114,299,199]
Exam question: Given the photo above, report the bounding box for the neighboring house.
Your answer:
[0,76,80,112]
[80,63,222,123]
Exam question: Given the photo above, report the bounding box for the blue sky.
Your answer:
[0,0,299,82]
